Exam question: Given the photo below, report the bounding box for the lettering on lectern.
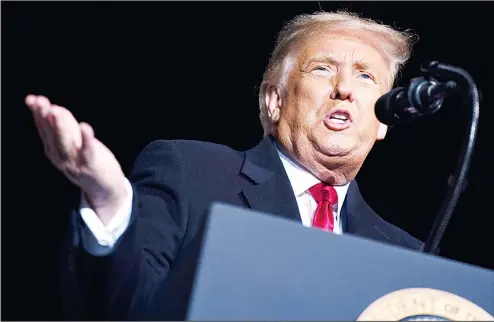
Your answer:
[356,288,494,321]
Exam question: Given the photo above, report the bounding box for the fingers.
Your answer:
[26,95,60,161]
[79,122,95,161]
[25,94,82,166]
[50,105,83,161]
[24,95,37,108]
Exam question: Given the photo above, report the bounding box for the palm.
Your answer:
[65,138,121,192]
[25,94,126,215]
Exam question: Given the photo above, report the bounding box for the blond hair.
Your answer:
[258,10,417,134]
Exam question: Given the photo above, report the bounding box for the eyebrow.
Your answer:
[306,55,373,71]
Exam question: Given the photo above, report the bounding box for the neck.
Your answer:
[274,134,362,186]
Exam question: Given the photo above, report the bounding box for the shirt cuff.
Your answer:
[79,179,133,255]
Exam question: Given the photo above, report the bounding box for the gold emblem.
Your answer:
[356,288,494,321]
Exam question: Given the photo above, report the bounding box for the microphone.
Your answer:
[375,76,458,125]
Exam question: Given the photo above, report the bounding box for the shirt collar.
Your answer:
[274,141,350,208]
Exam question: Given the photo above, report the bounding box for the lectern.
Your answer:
[155,203,494,321]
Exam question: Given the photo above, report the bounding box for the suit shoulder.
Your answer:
[141,139,242,156]
[134,139,243,168]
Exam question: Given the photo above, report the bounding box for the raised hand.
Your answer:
[25,94,128,224]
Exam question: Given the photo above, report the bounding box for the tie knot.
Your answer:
[309,182,338,204]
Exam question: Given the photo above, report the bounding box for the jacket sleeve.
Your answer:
[60,140,191,320]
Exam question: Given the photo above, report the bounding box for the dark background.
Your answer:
[2,1,494,320]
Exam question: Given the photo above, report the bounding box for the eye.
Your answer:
[358,72,374,81]
[313,66,332,72]
[310,66,334,77]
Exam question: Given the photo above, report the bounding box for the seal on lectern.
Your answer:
[356,288,494,321]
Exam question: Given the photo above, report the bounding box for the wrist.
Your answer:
[86,178,128,226]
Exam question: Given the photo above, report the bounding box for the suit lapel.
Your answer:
[342,181,392,243]
[240,136,301,223]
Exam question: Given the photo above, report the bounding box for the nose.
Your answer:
[330,72,355,102]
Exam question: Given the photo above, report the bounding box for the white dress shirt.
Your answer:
[79,145,350,255]
[275,146,349,235]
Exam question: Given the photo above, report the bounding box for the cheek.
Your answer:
[299,79,332,112]
[357,89,380,119]
[286,80,328,122]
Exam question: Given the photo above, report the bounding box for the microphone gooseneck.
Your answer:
[420,62,480,255]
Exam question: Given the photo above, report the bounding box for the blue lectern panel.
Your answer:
[187,203,494,320]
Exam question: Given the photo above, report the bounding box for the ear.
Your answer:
[264,85,283,123]
[376,122,388,140]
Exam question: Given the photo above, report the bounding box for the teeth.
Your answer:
[330,114,348,121]
[330,118,347,124]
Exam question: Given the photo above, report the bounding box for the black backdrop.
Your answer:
[3,1,494,320]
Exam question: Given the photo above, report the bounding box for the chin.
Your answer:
[316,136,356,157]
[318,143,355,157]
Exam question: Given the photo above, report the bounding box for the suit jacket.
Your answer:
[60,135,423,320]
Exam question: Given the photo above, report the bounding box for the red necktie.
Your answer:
[308,182,338,232]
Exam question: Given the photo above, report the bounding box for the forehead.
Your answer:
[296,31,390,72]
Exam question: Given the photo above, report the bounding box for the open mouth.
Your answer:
[324,110,352,131]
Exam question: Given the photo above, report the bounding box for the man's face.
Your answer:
[266,32,390,182]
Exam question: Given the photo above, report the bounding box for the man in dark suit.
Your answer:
[26,10,422,321]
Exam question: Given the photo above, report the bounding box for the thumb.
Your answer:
[79,122,95,160]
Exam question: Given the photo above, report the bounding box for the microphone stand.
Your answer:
[420,61,481,254]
